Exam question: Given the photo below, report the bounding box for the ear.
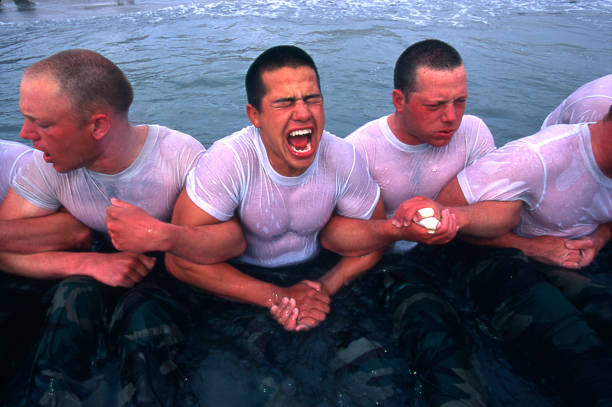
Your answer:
[89,113,110,141]
[246,104,261,128]
[392,89,406,112]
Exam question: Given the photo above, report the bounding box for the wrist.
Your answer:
[450,207,469,232]
[265,285,285,309]
[160,222,179,253]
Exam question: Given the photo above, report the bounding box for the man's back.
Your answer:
[542,74,612,128]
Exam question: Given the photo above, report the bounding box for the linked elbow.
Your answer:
[165,253,194,284]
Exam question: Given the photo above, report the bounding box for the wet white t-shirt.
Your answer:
[13,125,204,232]
[458,123,612,239]
[346,114,495,251]
[0,140,32,201]
[186,126,380,268]
[541,74,612,129]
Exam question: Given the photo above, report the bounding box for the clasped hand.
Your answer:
[391,196,458,244]
[269,280,330,332]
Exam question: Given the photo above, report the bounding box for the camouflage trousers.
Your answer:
[450,242,612,407]
[0,273,53,405]
[379,250,488,407]
[27,262,200,407]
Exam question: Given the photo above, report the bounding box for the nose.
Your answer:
[292,99,311,122]
[20,119,38,141]
[441,103,457,123]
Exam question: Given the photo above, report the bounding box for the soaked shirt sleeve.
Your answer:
[333,140,380,220]
[457,140,544,208]
[12,151,62,211]
[185,139,244,222]
[0,140,31,201]
[462,115,496,165]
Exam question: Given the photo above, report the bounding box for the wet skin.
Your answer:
[390,65,468,147]
[246,66,325,177]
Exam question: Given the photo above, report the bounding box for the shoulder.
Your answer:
[457,115,490,136]
[152,125,205,152]
[321,130,357,159]
[345,116,385,145]
[196,126,259,171]
[0,140,31,157]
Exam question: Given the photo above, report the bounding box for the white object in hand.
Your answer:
[415,207,440,234]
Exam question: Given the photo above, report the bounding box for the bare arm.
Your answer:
[436,177,522,238]
[0,188,91,252]
[272,204,388,332]
[0,250,155,287]
[436,176,594,268]
[317,202,388,296]
[164,192,330,319]
[563,222,612,269]
[319,198,458,257]
[0,209,91,253]
[0,188,153,285]
[106,191,246,264]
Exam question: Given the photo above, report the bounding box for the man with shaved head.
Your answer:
[1,49,243,406]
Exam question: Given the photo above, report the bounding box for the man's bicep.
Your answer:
[436,177,467,206]
[171,189,222,226]
[0,188,56,220]
[369,198,386,220]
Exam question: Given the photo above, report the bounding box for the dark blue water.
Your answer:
[1,1,611,146]
[1,1,611,406]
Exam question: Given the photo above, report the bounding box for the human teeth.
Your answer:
[289,141,312,153]
[288,129,312,153]
[289,129,312,137]
[415,207,440,234]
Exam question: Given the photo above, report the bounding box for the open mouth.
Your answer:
[287,128,313,156]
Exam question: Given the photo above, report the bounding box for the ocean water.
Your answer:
[1,1,611,406]
[1,0,611,147]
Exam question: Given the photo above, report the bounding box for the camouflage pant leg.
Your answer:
[110,273,199,407]
[0,272,52,403]
[29,275,113,406]
[466,248,612,407]
[538,264,612,341]
[389,268,487,407]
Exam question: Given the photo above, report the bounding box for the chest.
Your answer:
[239,173,338,239]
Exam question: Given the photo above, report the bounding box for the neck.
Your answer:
[590,120,612,178]
[88,122,148,174]
[388,112,418,145]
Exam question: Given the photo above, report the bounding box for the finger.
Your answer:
[110,197,133,208]
[108,234,122,251]
[281,307,299,331]
[296,306,328,323]
[139,255,157,270]
[563,252,582,263]
[303,280,321,292]
[128,255,156,279]
[270,305,279,317]
[271,297,290,319]
[307,290,331,305]
[565,239,593,250]
[277,298,297,325]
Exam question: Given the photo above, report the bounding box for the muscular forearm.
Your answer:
[165,254,281,308]
[319,249,384,296]
[459,231,525,250]
[0,250,91,280]
[319,216,400,257]
[0,212,92,253]
[163,220,246,264]
[451,201,521,239]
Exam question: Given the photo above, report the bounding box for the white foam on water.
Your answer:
[1,0,611,27]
